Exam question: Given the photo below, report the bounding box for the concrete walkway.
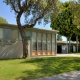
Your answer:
[35,71,80,80]
[56,54,80,57]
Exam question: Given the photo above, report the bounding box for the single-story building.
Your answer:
[57,41,80,54]
[0,24,58,59]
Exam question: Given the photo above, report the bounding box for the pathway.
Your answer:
[35,71,80,80]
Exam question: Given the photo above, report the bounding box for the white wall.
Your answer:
[0,41,23,59]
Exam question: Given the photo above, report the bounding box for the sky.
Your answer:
[0,0,69,41]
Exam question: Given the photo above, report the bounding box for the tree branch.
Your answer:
[11,1,19,13]
[17,0,21,10]
[32,8,48,26]
[22,8,48,28]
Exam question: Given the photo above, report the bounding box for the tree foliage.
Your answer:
[4,0,58,27]
[51,1,80,52]
[0,17,8,24]
[51,2,74,38]
[51,1,80,38]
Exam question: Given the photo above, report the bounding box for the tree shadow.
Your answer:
[15,57,80,80]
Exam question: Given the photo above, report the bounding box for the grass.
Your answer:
[0,57,80,80]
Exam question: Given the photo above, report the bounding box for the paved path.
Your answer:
[35,71,80,80]
[56,54,80,57]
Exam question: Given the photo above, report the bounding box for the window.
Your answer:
[13,29,18,40]
[4,28,13,40]
[52,34,55,51]
[18,32,22,40]
[42,33,47,50]
[25,31,31,37]
[32,32,37,50]
[37,33,42,50]
[47,34,52,51]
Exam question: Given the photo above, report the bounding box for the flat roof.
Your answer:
[0,23,59,33]
[57,41,80,45]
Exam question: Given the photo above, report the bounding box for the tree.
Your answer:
[51,1,80,52]
[4,0,58,58]
[51,2,76,53]
[71,1,80,29]
[69,0,80,52]
[0,17,8,24]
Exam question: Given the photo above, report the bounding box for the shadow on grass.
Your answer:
[16,57,80,80]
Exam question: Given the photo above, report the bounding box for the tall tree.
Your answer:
[69,0,80,51]
[51,2,76,53]
[51,1,80,52]
[0,17,8,24]
[4,0,58,58]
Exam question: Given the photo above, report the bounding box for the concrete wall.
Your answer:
[0,41,23,59]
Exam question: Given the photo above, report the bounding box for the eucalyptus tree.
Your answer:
[4,0,59,58]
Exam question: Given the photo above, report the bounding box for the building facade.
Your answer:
[0,24,58,59]
[57,41,80,54]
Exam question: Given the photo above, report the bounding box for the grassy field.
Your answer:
[0,57,80,80]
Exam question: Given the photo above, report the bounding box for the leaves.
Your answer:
[51,1,80,40]
[0,17,8,24]
[4,0,59,26]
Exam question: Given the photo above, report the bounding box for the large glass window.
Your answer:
[37,33,42,50]
[47,34,52,51]
[13,29,18,40]
[52,34,55,51]
[32,32,37,50]
[18,32,22,40]
[25,31,31,37]
[25,31,31,40]
[4,28,13,40]
[42,33,47,50]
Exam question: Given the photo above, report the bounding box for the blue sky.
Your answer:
[0,0,69,41]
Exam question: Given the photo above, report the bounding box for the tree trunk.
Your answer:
[67,38,68,54]
[16,12,29,58]
[76,35,78,52]
[19,28,28,58]
[23,38,28,58]
[69,38,71,53]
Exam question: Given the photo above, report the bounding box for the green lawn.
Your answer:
[0,57,80,80]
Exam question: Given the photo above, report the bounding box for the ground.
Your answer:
[0,55,80,80]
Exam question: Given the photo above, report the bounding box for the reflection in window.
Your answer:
[25,31,31,37]
[25,31,31,40]
[18,32,22,40]
[32,32,37,50]
[13,29,18,40]
[47,34,51,51]
[4,28,12,40]
[43,33,47,50]
[52,34,55,51]
[37,33,42,50]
